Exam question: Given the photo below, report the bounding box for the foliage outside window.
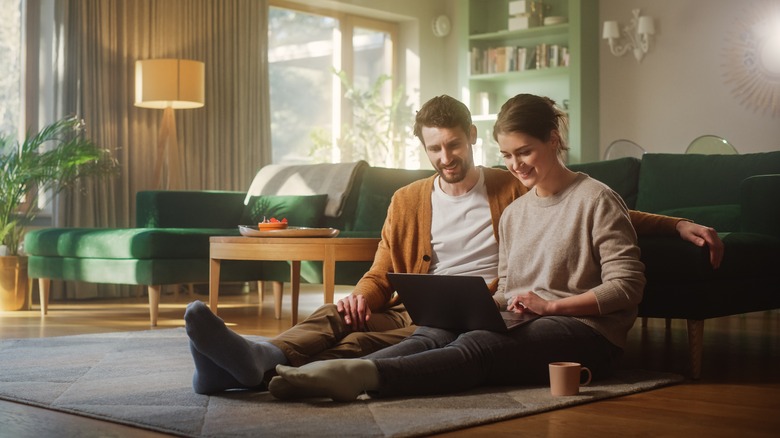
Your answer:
[0,0,22,142]
[310,70,414,168]
[269,4,416,169]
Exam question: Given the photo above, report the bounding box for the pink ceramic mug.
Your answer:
[549,362,592,396]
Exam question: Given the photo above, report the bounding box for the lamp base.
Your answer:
[154,107,182,190]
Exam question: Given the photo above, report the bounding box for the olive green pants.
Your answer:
[268,303,415,366]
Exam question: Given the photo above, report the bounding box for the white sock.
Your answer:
[274,359,379,402]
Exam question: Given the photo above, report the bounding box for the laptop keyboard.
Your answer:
[501,311,527,321]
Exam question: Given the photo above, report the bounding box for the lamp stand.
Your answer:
[154,106,182,190]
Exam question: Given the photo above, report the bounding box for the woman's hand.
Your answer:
[507,292,548,315]
[336,294,371,331]
[510,290,602,317]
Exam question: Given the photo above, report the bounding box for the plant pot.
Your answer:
[0,256,30,311]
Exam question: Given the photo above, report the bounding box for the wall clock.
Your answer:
[722,3,780,118]
[432,15,451,38]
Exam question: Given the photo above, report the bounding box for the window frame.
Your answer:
[268,0,400,164]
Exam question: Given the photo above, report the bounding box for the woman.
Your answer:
[268,94,645,402]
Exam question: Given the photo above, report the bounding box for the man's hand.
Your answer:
[676,221,724,269]
[336,294,371,331]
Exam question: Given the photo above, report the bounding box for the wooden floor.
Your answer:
[1,284,779,437]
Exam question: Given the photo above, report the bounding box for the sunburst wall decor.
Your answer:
[722,2,780,118]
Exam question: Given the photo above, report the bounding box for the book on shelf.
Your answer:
[469,44,568,75]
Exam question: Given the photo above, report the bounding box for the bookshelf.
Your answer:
[460,0,600,164]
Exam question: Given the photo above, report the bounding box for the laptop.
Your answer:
[387,272,539,332]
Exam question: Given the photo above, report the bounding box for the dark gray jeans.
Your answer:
[365,316,622,397]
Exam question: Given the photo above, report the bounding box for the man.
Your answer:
[184,95,723,394]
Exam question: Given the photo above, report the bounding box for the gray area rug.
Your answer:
[0,328,683,437]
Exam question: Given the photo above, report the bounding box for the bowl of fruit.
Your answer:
[257,217,288,230]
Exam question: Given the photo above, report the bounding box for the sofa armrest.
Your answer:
[136,190,247,228]
[740,174,780,238]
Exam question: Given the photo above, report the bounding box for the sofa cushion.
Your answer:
[240,194,328,227]
[568,157,641,209]
[636,152,780,219]
[352,167,435,232]
[136,190,246,228]
[27,256,267,285]
[24,227,239,259]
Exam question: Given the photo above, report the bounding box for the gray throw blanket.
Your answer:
[244,160,368,217]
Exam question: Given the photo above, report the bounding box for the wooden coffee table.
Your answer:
[209,236,380,324]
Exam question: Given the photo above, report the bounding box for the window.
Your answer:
[0,0,23,142]
[268,3,414,168]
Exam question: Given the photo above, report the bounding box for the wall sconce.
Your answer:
[602,9,655,63]
[135,59,205,190]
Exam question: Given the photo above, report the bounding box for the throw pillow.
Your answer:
[240,194,328,228]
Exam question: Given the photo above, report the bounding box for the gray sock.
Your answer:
[189,341,245,394]
[184,300,287,387]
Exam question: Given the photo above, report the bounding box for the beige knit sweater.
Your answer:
[497,173,645,348]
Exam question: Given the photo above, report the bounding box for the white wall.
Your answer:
[600,0,780,156]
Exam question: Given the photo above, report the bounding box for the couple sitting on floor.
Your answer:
[184,93,723,401]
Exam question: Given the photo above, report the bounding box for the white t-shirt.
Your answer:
[429,168,498,283]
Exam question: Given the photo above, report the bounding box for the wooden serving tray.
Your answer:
[238,225,340,238]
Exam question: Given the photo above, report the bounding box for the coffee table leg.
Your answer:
[323,256,335,305]
[209,257,221,315]
[272,281,283,320]
[290,261,301,325]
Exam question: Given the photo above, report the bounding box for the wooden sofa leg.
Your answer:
[148,285,161,327]
[38,278,51,316]
[641,317,648,327]
[273,281,283,320]
[257,281,265,303]
[686,319,704,380]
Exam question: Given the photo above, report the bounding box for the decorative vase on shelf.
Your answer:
[0,255,29,311]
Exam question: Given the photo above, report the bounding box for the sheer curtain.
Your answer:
[48,0,271,299]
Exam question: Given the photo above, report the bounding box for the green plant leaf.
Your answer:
[0,116,118,255]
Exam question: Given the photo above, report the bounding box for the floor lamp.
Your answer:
[135,59,205,190]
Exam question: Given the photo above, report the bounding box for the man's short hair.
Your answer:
[413,95,473,145]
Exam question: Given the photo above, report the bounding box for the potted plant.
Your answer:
[0,116,117,310]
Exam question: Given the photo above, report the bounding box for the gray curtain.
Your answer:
[50,0,271,299]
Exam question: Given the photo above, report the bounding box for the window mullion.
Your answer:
[339,17,354,162]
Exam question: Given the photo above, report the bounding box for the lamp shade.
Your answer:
[135,59,205,109]
[638,16,655,35]
[602,21,620,39]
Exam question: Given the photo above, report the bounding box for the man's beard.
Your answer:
[436,156,474,184]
